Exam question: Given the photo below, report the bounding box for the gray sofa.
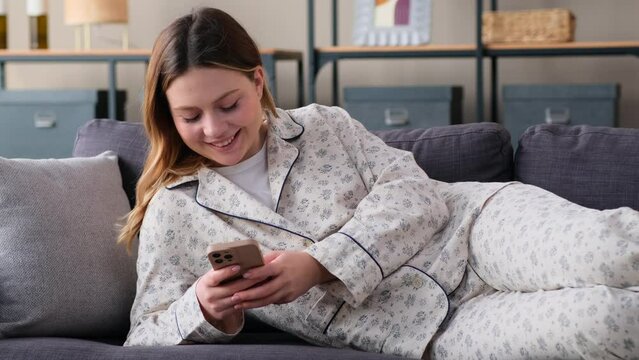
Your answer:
[1,119,638,360]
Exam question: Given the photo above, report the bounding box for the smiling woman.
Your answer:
[166,67,267,167]
[117,7,639,360]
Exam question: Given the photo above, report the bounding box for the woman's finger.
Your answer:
[200,265,241,287]
[233,276,281,304]
[234,290,286,310]
[203,304,243,324]
[242,260,281,281]
[225,252,282,284]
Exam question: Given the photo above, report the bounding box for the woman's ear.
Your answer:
[253,67,265,99]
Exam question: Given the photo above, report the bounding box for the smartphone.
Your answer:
[207,239,264,283]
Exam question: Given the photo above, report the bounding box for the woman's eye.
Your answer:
[221,101,238,112]
[182,114,200,123]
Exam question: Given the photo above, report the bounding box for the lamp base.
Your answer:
[73,24,129,50]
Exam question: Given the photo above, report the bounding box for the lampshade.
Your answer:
[64,0,128,25]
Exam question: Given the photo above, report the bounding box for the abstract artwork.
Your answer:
[353,0,432,46]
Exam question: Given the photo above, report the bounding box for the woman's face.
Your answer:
[166,66,266,167]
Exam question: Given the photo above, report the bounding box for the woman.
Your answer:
[120,7,639,359]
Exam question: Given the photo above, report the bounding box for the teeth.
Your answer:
[210,134,235,148]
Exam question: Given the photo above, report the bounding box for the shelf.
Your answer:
[313,41,639,71]
[485,41,639,56]
[0,48,304,119]
[307,0,639,122]
[316,41,639,59]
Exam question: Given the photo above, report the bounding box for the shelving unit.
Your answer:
[307,0,639,122]
[0,48,304,120]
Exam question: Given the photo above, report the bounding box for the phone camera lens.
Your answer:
[215,259,223,264]
[224,254,233,259]
[212,253,221,258]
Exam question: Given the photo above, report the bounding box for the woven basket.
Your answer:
[482,8,575,44]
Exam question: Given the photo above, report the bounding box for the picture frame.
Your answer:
[352,0,432,46]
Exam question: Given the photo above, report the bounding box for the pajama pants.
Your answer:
[428,183,639,360]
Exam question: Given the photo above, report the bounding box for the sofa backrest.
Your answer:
[72,120,514,207]
[73,120,148,207]
[374,123,513,183]
[516,124,639,210]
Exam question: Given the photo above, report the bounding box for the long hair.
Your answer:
[118,8,277,251]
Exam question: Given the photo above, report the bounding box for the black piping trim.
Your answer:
[272,111,304,211]
[447,275,464,297]
[194,190,316,244]
[275,145,300,212]
[401,264,451,328]
[166,179,198,190]
[337,231,384,279]
[282,111,305,141]
[322,301,346,334]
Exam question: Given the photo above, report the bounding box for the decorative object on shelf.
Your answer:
[482,8,575,44]
[27,0,48,49]
[352,0,432,46]
[0,0,6,49]
[64,0,129,50]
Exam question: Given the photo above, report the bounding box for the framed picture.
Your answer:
[352,0,432,46]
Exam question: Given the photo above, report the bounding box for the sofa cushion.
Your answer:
[375,123,513,182]
[515,124,639,210]
[0,337,405,360]
[73,119,149,207]
[0,152,136,339]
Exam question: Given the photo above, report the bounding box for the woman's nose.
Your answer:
[201,114,228,138]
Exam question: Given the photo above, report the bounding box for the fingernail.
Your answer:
[232,294,240,301]
[243,271,252,279]
[231,266,240,272]
[234,304,242,310]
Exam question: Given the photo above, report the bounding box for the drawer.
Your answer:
[502,84,619,148]
[344,86,463,131]
[0,103,95,158]
[0,89,126,159]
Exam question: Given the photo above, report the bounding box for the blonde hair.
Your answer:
[118,8,277,251]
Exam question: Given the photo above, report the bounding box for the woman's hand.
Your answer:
[195,265,265,333]
[230,251,335,310]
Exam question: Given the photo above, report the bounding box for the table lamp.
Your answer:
[64,0,128,50]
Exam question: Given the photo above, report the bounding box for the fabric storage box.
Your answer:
[502,84,619,148]
[0,89,126,159]
[343,86,463,131]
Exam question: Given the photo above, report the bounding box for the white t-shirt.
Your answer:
[214,142,275,210]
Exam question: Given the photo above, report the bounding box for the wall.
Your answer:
[3,0,638,127]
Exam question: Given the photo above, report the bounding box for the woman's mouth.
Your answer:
[208,130,239,148]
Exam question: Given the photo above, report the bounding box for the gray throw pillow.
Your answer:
[0,151,136,339]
